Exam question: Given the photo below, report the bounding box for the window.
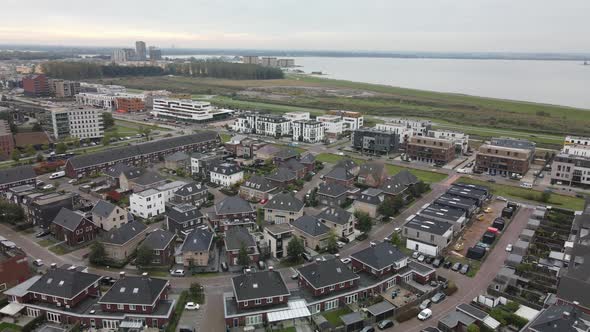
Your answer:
[254,299,261,305]
[106,304,111,309]
[117,304,124,310]
[430,235,435,241]
[325,299,339,311]
[339,283,345,288]
[329,285,335,291]
[129,305,136,310]
[245,315,263,326]
[279,296,283,302]
[266,297,273,303]
[142,305,147,311]
[243,301,248,307]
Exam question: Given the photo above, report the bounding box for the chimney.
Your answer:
[50,263,57,269]
[120,271,125,278]
[268,266,274,271]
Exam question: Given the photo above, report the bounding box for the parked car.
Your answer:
[412,251,420,259]
[184,302,200,310]
[41,184,54,190]
[419,299,432,310]
[496,196,508,202]
[68,179,77,184]
[394,227,401,233]
[460,264,470,274]
[432,256,445,268]
[360,327,375,332]
[337,241,346,248]
[505,244,513,252]
[377,320,394,330]
[429,280,438,287]
[170,269,185,277]
[302,252,313,261]
[451,262,462,271]
[291,272,299,280]
[35,230,50,238]
[431,292,446,303]
[33,259,43,267]
[443,261,453,269]
[418,255,425,262]
[417,308,432,321]
[340,257,351,264]
[221,262,228,271]
[487,179,496,183]
[425,256,434,264]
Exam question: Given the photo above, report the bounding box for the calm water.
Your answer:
[167,55,590,109]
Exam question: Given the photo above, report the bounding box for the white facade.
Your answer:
[284,112,310,122]
[328,111,364,131]
[427,129,470,154]
[292,120,325,143]
[112,49,127,63]
[317,115,344,137]
[255,115,291,137]
[375,122,413,138]
[380,118,431,136]
[152,98,233,122]
[210,164,244,187]
[76,92,144,110]
[129,189,166,219]
[51,108,104,140]
[232,116,254,134]
[406,239,439,256]
[157,181,187,201]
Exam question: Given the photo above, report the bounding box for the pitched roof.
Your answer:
[174,182,207,197]
[356,188,384,205]
[143,229,175,250]
[91,200,118,218]
[241,175,277,192]
[275,148,300,160]
[317,182,349,197]
[358,161,386,178]
[0,165,36,185]
[264,193,304,212]
[224,227,256,251]
[104,163,136,178]
[100,221,147,245]
[528,304,590,332]
[164,151,189,162]
[232,271,290,301]
[300,153,315,165]
[392,169,419,186]
[166,204,203,223]
[351,242,407,271]
[52,208,91,231]
[99,275,168,305]
[325,166,354,181]
[67,131,218,170]
[297,258,359,289]
[265,167,296,183]
[336,158,358,171]
[211,162,242,175]
[316,206,352,225]
[405,215,454,236]
[181,228,214,252]
[130,170,166,186]
[291,215,331,237]
[215,196,254,215]
[254,144,282,157]
[281,158,306,172]
[380,176,408,195]
[28,267,102,299]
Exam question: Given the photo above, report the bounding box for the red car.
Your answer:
[260,199,268,204]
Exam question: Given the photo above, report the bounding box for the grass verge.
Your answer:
[0,322,22,332]
[37,239,57,247]
[458,177,585,211]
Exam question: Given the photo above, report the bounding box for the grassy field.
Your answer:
[316,153,447,183]
[93,75,590,144]
[458,177,585,211]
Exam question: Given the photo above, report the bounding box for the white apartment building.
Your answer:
[375,122,413,141]
[379,118,432,136]
[157,180,187,202]
[551,136,590,186]
[242,56,259,65]
[317,115,344,138]
[427,129,470,154]
[152,98,233,123]
[129,189,165,219]
[255,114,291,137]
[51,108,104,140]
[210,163,244,187]
[112,49,127,63]
[328,110,364,131]
[292,120,325,143]
[261,57,278,67]
[284,112,310,122]
[232,115,256,134]
[76,92,145,110]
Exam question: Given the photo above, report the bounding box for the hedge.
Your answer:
[165,291,188,332]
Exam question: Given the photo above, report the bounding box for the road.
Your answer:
[388,205,534,332]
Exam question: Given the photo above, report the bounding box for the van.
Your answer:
[520,182,533,189]
[49,171,66,179]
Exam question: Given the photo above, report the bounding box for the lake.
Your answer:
[166,55,590,109]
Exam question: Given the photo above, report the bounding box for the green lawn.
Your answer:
[49,245,68,255]
[275,327,296,332]
[458,177,585,211]
[322,307,352,327]
[316,153,447,183]
[210,95,325,116]
[220,133,232,143]
[106,124,140,136]
[0,322,22,332]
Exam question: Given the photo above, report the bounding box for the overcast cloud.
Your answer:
[1,0,588,52]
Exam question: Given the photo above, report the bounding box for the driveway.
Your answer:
[385,205,534,332]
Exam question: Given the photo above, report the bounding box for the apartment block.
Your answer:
[407,136,456,165]
[292,120,325,143]
[475,137,535,176]
[116,97,145,112]
[426,129,469,154]
[49,79,80,98]
[51,107,104,140]
[316,115,344,139]
[376,118,431,136]
[328,110,363,131]
[551,136,590,186]
[0,120,14,158]
[22,74,49,97]
[152,98,233,123]
[352,128,400,154]
[242,56,259,65]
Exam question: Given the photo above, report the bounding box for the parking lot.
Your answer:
[456,200,506,256]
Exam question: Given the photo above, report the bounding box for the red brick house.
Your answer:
[0,247,31,292]
[224,227,259,266]
[208,196,257,232]
[50,208,98,247]
[143,229,176,266]
[297,259,359,297]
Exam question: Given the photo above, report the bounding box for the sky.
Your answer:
[1,0,589,53]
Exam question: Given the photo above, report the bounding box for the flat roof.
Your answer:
[405,215,453,236]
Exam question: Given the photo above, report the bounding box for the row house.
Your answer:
[297,259,360,298]
[0,165,36,192]
[65,131,220,178]
[0,245,32,292]
[403,215,454,257]
[208,196,257,232]
[170,182,209,206]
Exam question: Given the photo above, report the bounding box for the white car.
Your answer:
[184,302,200,310]
[418,255,426,262]
[417,308,432,321]
[412,251,420,259]
[42,184,54,190]
[33,259,44,267]
[394,227,401,233]
[68,179,77,184]
[337,241,346,248]
[496,196,508,202]
[506,244,513,252]
[170,269,185,277]
[340,257,351,264]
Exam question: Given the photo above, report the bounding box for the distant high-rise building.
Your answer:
[135,41,147,60]
[124,48,136,61]
[22,74,49,97]
[112,49,127,63]
[242,56,259,65]
[149,46,162,60]
[261,57,278,67]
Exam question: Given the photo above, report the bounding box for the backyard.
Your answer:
[322,307,352,327]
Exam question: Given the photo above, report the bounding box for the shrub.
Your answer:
[396,306,421,322]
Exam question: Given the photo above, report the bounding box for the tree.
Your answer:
[55,142,68,154]
[25,144,36,156]
[135,244,154,266]
[41,144,49,151]
[11,149,20,161]
[89,242,107,265]
[102,136,111,146]
[36,153,44,162]
[391,232,403,246]
[139,126,152,140]
[326,231,338,254]
[355,211,373,233]
[540,191,551,203]
[287,237,305,262]
[102,112,115,129]
[378,196,404,218]
[467,324,480,332]
[237,245,250,267]
[0,200,25,225]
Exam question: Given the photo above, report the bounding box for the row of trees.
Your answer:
[41,60,283,81]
